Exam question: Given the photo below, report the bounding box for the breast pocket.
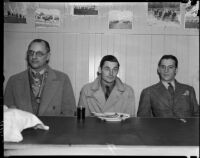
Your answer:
[175,95,190,111]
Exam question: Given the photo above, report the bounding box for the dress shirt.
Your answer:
[162,80,175,91]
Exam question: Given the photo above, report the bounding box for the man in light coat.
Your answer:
[78,55,135,117]
[4,39,76,116]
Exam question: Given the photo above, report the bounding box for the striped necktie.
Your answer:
[168,83,174,97]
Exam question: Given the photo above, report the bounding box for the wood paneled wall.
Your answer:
[4,3,199,114]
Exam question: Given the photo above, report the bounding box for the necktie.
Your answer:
[168,83,174,97]
[168,83,175,107]
[33,72,42,84]
[105,86,110,100]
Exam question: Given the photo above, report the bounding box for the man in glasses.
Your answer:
[137,55,199,118]
[4,39,76,116]
[78,55,136,117]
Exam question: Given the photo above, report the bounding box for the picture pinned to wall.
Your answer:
[35,8,61,28]
[108,10,133,29]
[184,0,199,29]
[147,2,181,27]
[72,4,98,15]
[4,2,27,23]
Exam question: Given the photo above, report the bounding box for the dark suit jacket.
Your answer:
[4,66,76,116]
[137,80,199,118]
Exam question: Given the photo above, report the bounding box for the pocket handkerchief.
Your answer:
[4,105,49,142]
[182,90,189,96]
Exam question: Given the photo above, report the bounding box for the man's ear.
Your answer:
[157,67,160,74]
[98,67,101,74]
[47,53,51,61]
[175,67,178,75]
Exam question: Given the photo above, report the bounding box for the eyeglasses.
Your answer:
[27,50,47,57]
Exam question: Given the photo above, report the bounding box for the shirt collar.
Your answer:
[161,80,175,90]
[101,80,115,93]
[29,66,49,76]
[31,69,45,75]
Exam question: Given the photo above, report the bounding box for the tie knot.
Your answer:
[168,83,173,88]
[35,72,40,77]
[106,85,109,90]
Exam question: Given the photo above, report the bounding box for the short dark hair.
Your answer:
[158,55,178,68]
[100,55,120,68]
[28,39,50,53]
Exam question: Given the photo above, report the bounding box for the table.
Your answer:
[4,117,199,156]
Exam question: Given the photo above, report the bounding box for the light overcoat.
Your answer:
[78,76,136,117]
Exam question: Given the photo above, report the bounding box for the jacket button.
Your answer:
[53,106,56,110]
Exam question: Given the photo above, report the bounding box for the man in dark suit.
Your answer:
[137,55,199,118]
[4,39,76,116]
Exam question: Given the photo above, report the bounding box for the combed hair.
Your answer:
[158,55,178,68]
[100,55,120,68]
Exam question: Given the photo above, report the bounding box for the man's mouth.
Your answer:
[107,76,114,80]
[31,60,39,63]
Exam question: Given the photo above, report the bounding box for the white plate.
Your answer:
[92,112,130,122]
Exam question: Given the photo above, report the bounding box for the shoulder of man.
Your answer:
[50,68,70,79]
[123,83,134,92]
[141,82,161,94]
[81,81,94,92]
[79,79,100,97]
[175,80,195,90]
[8,70,28,81]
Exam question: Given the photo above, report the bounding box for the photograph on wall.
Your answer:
[35,8,60,27]
[72,4,98,15]
[184,0,199,29]
[147,2,181,27]
[4,2,27,23]
[108,10,133,29]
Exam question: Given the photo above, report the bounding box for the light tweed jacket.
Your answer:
[4,66,76,116]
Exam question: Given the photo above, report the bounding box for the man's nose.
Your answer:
[164,67,169,73]
[32,52,37,58]
[109,69,113,76]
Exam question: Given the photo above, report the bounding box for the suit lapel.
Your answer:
[92,87,106,111]
[103,86,121,112]
[155,82,171,107]
[16,70,33,112]
[38,68,60,115]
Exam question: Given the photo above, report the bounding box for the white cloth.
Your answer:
[4,105,49,142]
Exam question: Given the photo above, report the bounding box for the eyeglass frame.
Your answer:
[27,50,48,57]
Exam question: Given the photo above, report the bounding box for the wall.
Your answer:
[3,2,199,114]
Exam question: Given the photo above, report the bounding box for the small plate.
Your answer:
[92,112,130,122]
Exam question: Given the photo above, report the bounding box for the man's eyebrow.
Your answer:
[103,66,110,68]
[103,66,118,69]
[160,64,175,67]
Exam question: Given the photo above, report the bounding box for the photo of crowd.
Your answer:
[148,2,181,27]
[184,0,199,29]
[4,2,27,23]
[73,5,98,15]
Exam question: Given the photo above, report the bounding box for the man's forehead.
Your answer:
[160,59,175,66]
[103,61,119,67]
[29,42,46,49]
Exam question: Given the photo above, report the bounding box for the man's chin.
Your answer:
[104,79,115,84]
[30,65,43,70]
[161,77,174,82]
